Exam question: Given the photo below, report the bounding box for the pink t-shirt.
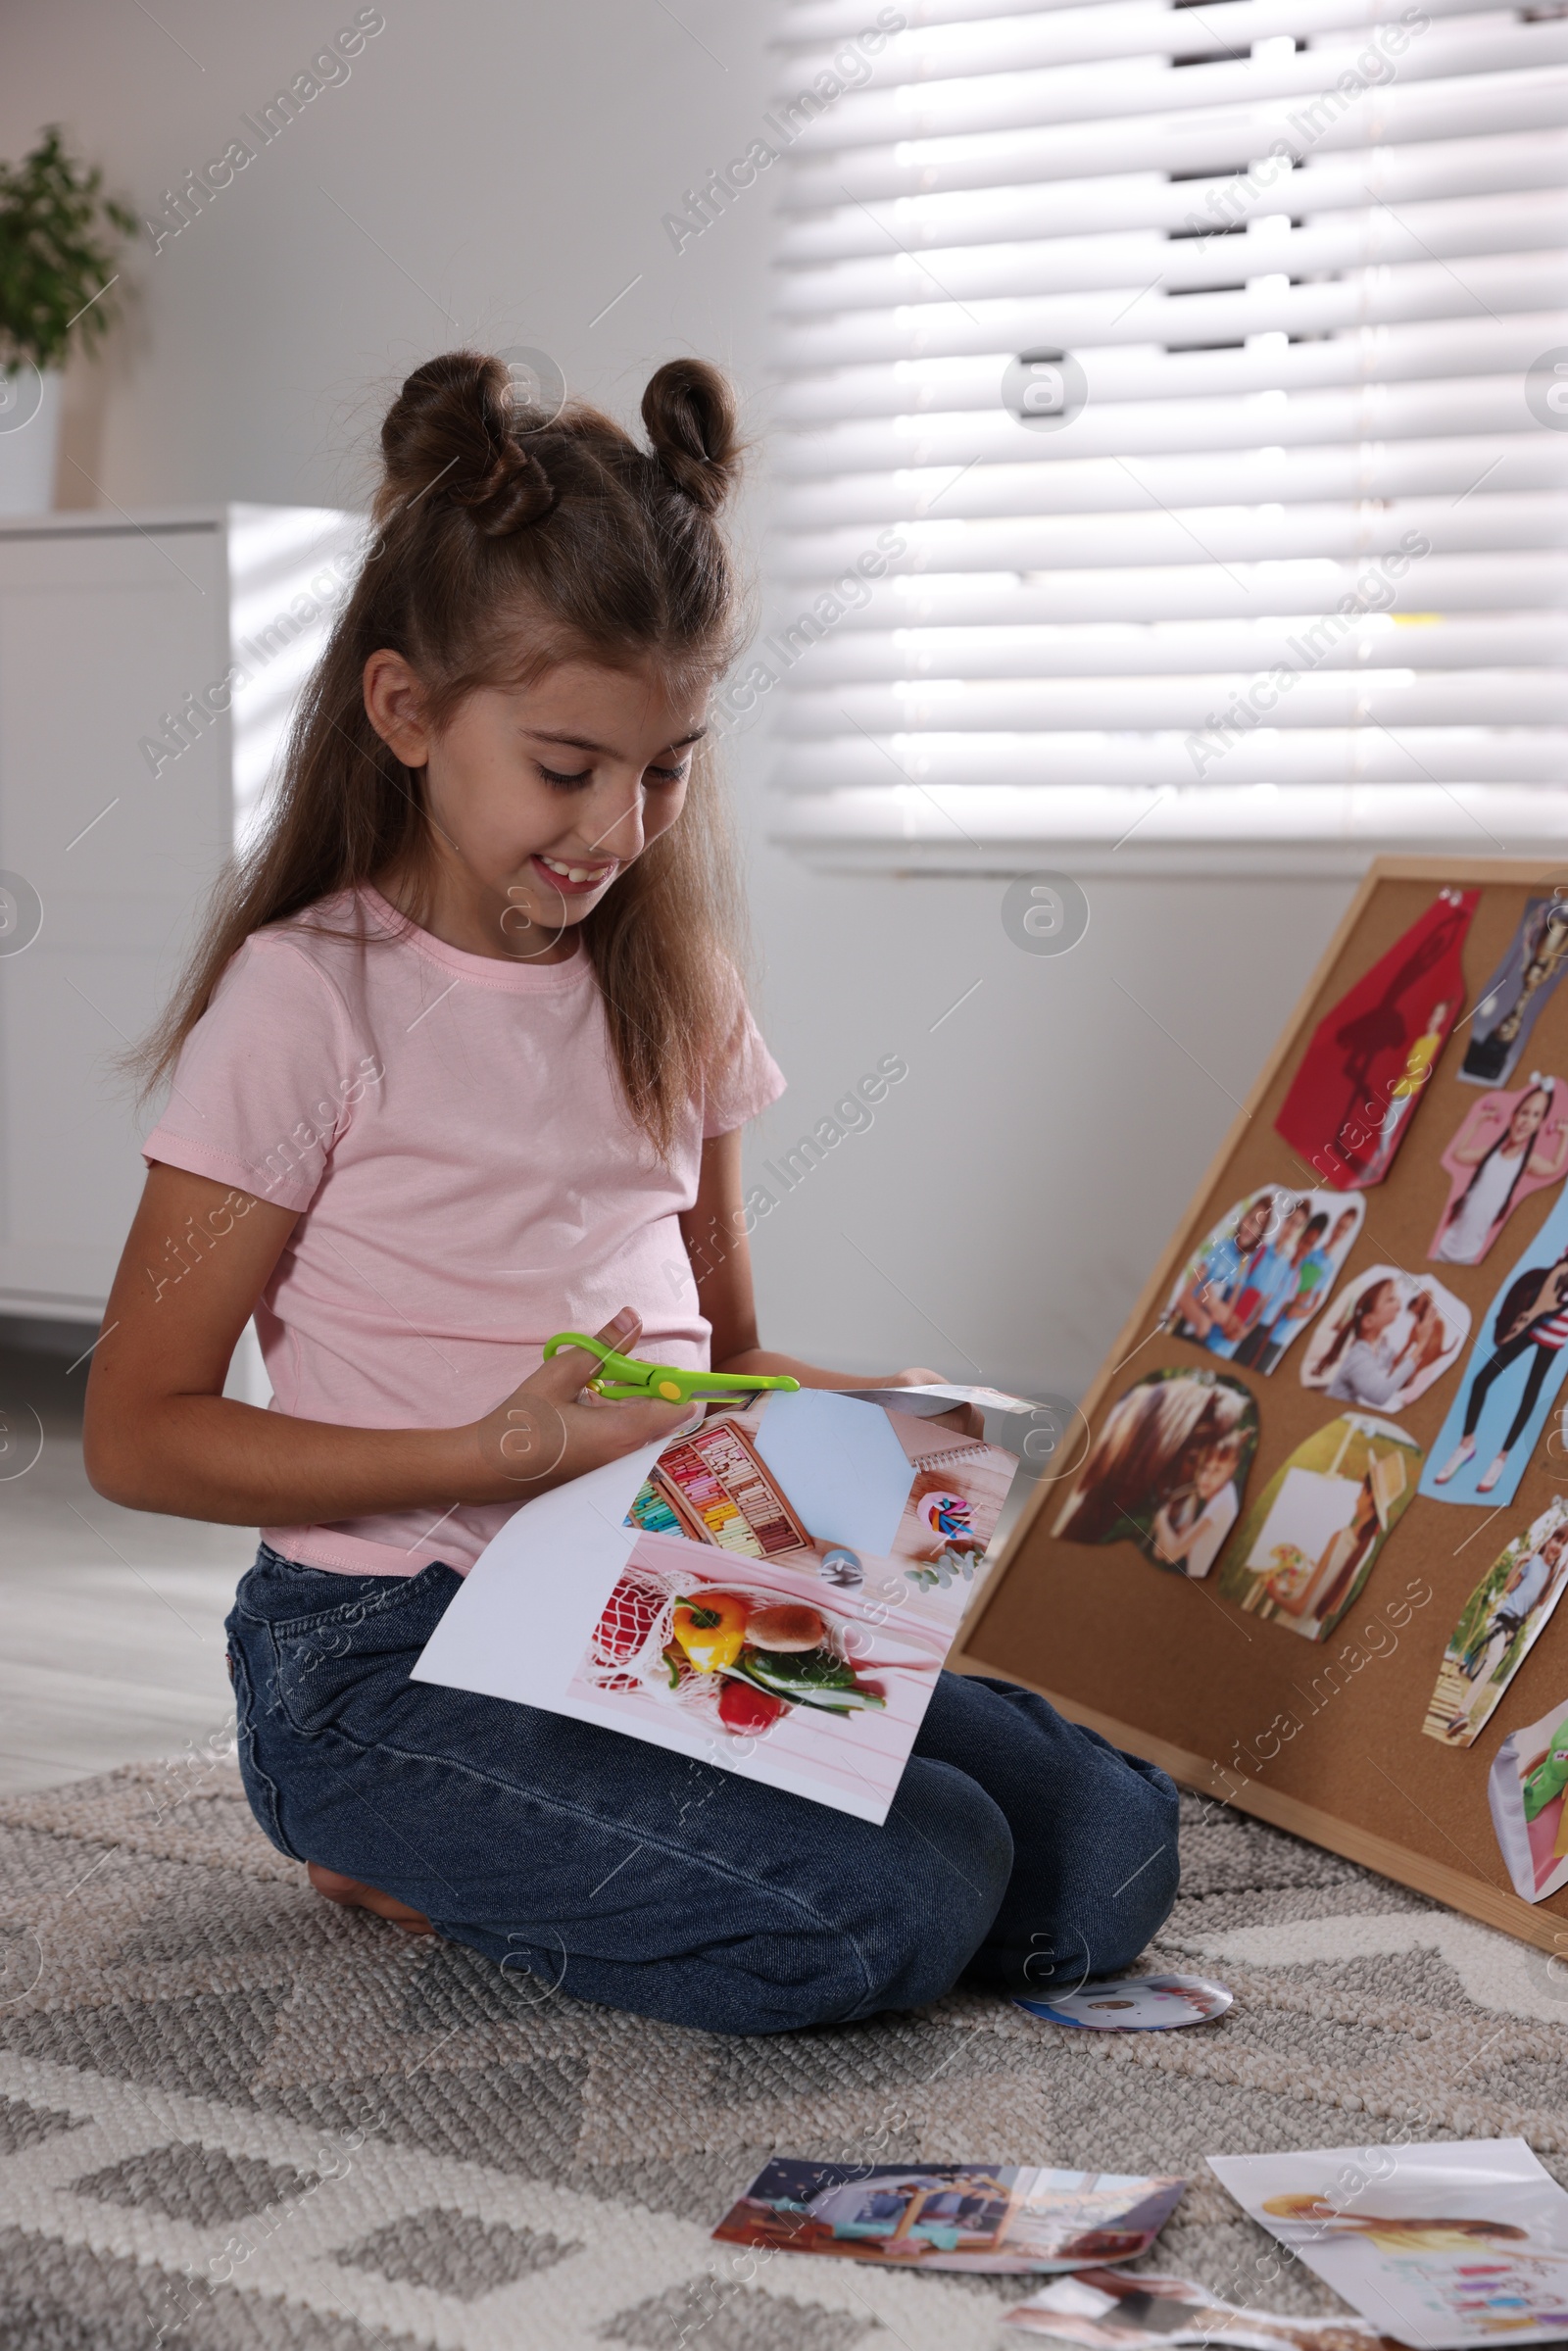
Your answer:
[143,888,785,1577]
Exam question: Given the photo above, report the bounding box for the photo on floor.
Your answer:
[1460,897,1568,1088]
[1215,1411,1424,1641]
[412,1388,1019,1823]
[1298,1265,1469,1413]
[1161,1186,1364,1371]
[1051,1367,1260,1580]
[1422,1497,1568,1749]
[1429,1075,1568,1265]
[1207,2138,1568,2350]
[711,2161,1187,2275]
[1420,1184,1568,1508]
[1003,2267,1384,2349]
[1489,1693,1568,1903]
[1273,886,1477,1189]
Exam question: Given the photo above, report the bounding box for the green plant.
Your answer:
[0,127,136,373]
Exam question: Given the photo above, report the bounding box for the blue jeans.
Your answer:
[226,1545,1179,2036]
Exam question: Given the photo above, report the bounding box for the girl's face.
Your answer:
[365,653,705,957]
[1362,1280,1400,1339]
[1511,1090,1548,1143]
[1194,1443,1238,1500]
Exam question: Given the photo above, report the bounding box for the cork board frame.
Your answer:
[954,857,1568,1956]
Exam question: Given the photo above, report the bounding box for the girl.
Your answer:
[1433,1078,1568,1266]
[82,352,1178,2036]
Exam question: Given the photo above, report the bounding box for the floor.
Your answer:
[0,1341,252,1795]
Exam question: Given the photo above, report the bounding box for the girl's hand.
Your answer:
[462,1308,694,1503]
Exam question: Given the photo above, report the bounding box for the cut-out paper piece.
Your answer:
[1004,2268,1386,2348]
[1489,1695,1568,1904]
[711,2162,1187,2275]
[1053,1368,1259,1581]
[1430,1076,1568,1266]
[1216,1412,1423,1641]
[1421,1496,1568,1749]
[1208,2137,1568,2350]
[1461,897,1568,1089]
[1163,1186,1364,1372]
[1299,1266,1469,1414]
[1419,1185,1568,1509]
[413,1390,1018,1824]
[1014,1974,1232,2032]
[1274,887,1477,1190]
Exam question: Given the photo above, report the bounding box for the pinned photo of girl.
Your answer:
[1461,895,1568,1088]
[1430,1076,1568,1266]
[1162,1188,1363,1373]
[1488,1693,1568,1904]
[1053,1369,1259,1580]
[1423,1190,1568,1506]
[1300,1266,1469,1414]
[1423,1497,1568,1747]
[1216,1411,1423,1642]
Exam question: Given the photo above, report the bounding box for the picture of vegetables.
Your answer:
[587,1571,916,1739]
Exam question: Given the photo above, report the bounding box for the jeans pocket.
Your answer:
[228,1637,304,1863]
[266,1565,455,1739]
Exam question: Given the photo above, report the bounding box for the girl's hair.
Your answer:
[1444,1076,1555,1248]
[1317,1275,1397,1373]
[135,349,748,1151]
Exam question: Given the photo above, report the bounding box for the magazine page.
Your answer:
[1004,2266,1384,2348]
[711,2161,1186,2275]
[412,1388,1018,1824]
[1207,2141,1568,2350]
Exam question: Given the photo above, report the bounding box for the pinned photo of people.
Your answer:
[1422,1496,1568,1748]
[1488,1694,1568,1905]
[1299,1266,1469,1414]
[1274,887,1477,1190]
[1429,1075,1568,1266]
[1460,896,1568,1088]
[1216,1412,1424,1641]
[1052,1369,1259,1581]
[1422,1190,1568,1507]
[1163,1186,1364,1373]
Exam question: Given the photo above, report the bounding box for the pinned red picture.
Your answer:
[1274,889,1478,1191]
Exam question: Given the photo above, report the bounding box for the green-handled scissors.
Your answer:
[542,1331,801,1407]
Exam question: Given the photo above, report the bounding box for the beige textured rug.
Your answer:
[2,1760,1568,2350]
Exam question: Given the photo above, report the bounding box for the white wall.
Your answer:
[2,0,1356,1398]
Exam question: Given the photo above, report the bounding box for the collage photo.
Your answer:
[1056,887,1568,1889]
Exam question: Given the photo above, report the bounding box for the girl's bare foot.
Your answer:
[307,1861,435,1935]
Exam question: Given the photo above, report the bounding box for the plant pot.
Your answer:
[0,368,63,514]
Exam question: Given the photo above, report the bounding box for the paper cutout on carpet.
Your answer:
[412,1389,1018,1824]
[1420,1185,1568,1508]
[1163,1187,1364,1371]
[1207,2138,1568,2350]
[1003,2268,1385,2349]
[1216,1412,1422,1641]
[1274,887,1476,1189]
[711,2162,1187,2275]
[1013,1973,1233,2032]
[1430,1077,1568,1266]
[1460,898,1568,1089]
[1299,1266,1469,1413]
[1053,1368,1259,1581]
[1422,1498,1568,1749]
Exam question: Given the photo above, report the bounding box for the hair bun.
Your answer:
[379,351,554,536]
[641,358,741,514]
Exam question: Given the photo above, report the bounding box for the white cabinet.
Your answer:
[0,505,359,1324]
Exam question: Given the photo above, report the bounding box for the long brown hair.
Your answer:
[136,350,749,1152]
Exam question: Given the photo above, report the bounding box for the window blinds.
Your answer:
[758,0,1568,873]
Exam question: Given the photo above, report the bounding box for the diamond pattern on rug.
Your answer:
[331,2204,578,2298]
[0,2090,83,2155]
[0,2223,437,2351]
[69,2139,318,2226]
[599,2279,877,2351]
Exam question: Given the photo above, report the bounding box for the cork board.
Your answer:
[955,857,1568,1955]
